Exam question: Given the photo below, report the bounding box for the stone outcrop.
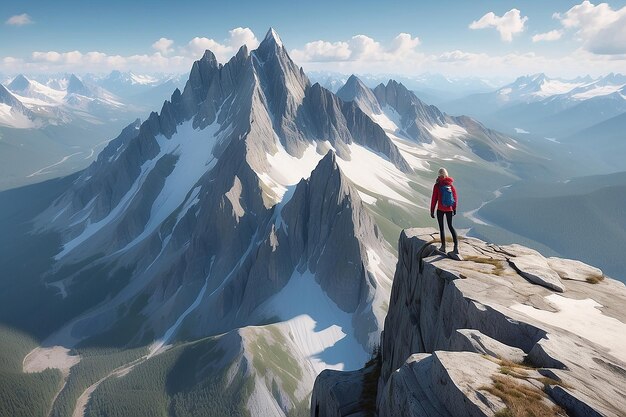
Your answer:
[311,228,626,417]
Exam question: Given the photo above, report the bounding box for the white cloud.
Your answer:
[2,26,625,79]
[228,27,259,50]
[290,40,351,62]
[152,38,174,55]
[5,13,33,26]
[554,1,626,54]
[469,9,528,42]
[437,50,489,63]
[185,27,259,61]
[291,33,421,63]
[532,30,563,42]
[0,28,260,75]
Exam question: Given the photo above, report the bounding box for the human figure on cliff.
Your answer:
[430,167,459,254]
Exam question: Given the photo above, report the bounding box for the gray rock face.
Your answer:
[7,74,30,92]
[33,29,397,415]
[338,76,515,163]
[310,368,368,417]
[66,74,94,97]
[336,74,382,116]
[509,253,565,292]
[311,228,626,417]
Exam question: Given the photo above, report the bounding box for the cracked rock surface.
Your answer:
[311,227,626,417]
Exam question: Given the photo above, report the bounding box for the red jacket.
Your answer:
[430,177,457,213]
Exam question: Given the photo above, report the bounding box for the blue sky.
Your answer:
[2,0,626,78]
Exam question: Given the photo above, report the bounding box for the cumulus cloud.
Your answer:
[290,40,351,62]
[469,9,528,42]
[437,50,489,63]
[554,1,626,54]
[152,38,174,55]
[532,30,563,42]
[185,27,259,61]
[5,13,33,26]
[291,33,421,63]
[0,27,260,74]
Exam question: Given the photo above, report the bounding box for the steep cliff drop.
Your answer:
[311,228,626,417]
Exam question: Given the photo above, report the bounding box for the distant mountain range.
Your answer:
[0,72,185,190]
[443,72,626,137]
[309,71,505,104]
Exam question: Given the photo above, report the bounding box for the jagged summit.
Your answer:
[7,74,30,91]
[263,27,284,48]
[66,74,92,97]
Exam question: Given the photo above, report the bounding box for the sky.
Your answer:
[2,0,626,79]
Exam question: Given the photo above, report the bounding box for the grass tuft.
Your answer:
[586,275,604,284]
[463,256,506,276]
[482,375,566,417]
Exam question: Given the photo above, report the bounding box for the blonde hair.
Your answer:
[438,167,448,178]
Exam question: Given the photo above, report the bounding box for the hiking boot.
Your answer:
[438,245,446,253]
[452,245,459,254]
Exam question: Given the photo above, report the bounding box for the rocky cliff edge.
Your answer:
[311,228,626,417]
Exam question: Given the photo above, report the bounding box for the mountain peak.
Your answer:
[200,49,218,66]
[262,27,284,48]
[337,74,369,98]
[8,74,30,92]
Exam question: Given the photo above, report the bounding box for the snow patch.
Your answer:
[357,191,378,205]
[369,105,402,132]
[427,123,467,140]
[533,80,583,97]
[512,294,626,363]
[387,134,431,171]
[128,120,220,247]
[225,176,245,221]
[0,103,35,129]
[260,270,369,373]
[571,84,624,100]
[514,127,530,134]
[259,139,324,201]
[337,143,414,205]
[453,154,473,162]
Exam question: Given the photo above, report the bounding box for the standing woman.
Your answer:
[430,167,459,254]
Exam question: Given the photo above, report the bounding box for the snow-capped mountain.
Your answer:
[443,73,626,139]
[6,73,125,117]
[0,83,36,129]
[85,70,178,97]
[0,73,176,190]
[310,71,505,103]
[5,29,539,416]
[337,74,520,163]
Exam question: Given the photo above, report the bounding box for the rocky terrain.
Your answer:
[311,228,626,417]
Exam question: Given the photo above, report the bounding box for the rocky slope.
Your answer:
[337,75,517,163]
[311,228,626,417]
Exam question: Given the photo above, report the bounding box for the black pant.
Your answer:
[437,210,458,248]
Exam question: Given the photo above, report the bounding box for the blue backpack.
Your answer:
[440,185,455,207]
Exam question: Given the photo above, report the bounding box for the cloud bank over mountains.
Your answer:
[2,2,625,77]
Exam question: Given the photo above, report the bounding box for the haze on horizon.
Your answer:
[2,0,626,80]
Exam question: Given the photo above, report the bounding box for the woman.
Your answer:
[430,167,458,254]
